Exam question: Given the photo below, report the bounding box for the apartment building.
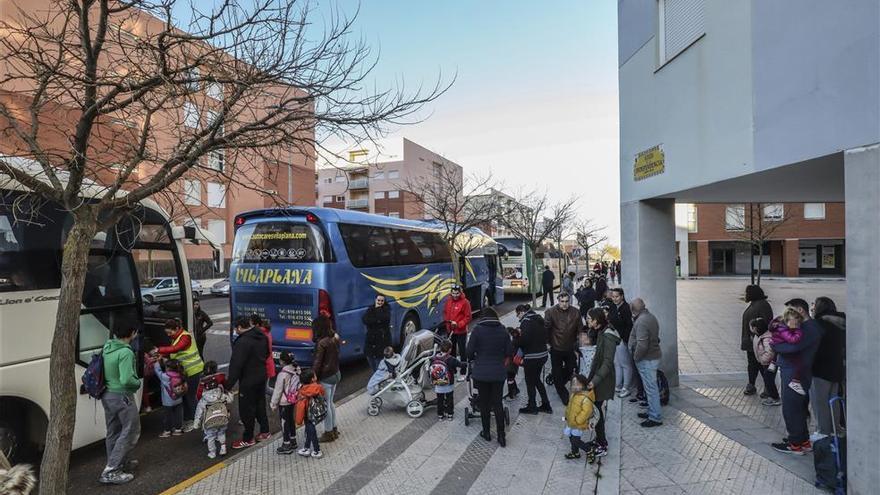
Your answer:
[679,203,845,277]
[315,138,462,220]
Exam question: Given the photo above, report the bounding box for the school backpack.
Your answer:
[166,371,188,401]
[429,356,451,386]
[81,353,106,399]
[281,369,301,405]
[657,369,670,406]
[307,395,328,423]
[203,400,230,429]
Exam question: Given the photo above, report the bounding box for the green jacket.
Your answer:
[587,326,621,402]
[103,338,141,394]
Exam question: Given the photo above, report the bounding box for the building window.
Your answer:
[183,179,201,206]
[373,192,385,200]
[388,212,400,218]
[208,150,224,172]
[763,203,784,222]
[374,171,385,180]
[388,170,399,180]
[207,219,226,244]
[335,175,345,183]
[206,83,223,100]
[207,182,226,208]
[725,204,745,231]
[804,203,825,220]
[183,102,199,128]
[658,0,705,65]
[323,177,332,184]
[322,196,333,204]
[387,190,400,199]
[335,195,345,202]
[687,204,698,233]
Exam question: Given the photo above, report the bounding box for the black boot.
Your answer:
[497,432,506,448]
[519,405,539,415]
[479,430,492,442]
[538,403,553,414]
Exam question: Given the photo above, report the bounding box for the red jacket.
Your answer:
[261,326,277,379]
[157,329,190,355]
[196,372,227,401]
[444,295,472,335]
[295,382,325,426]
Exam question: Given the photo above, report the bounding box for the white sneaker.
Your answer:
[297,448,312,457]
[310,450,323,458]
[182,421,197,433]
[457,375,466,382]
[618,389,631,398]
[207,452,216,459]
[219,444,227,456]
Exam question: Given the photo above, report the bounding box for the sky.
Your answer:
[185,1,621,243]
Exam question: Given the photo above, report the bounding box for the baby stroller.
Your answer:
[367,329,440,418]
[462,369,511,427]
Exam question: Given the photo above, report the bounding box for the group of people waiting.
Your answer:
[740,285,846,455]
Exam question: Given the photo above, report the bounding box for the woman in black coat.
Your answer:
[466,307,513,447]
[741,285,773,396]
[515,304,552,415]
[362,294,391,372]
[810,296,846,436]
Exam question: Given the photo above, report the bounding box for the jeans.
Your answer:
[320,371,340,432]
[436,392,454,417]
[760,365,780,400]
[101,392,141,471]
[780,367,811,444]
[810,377,843,436]
[614,343,635,391]
[280,404,296,445]
[366,355,380,372]
[541,287,555,307]
[746,349,761,386]
[239,383,269,442]
[635,359,662,422]
[304,421,320,453]
[163,403,183,431]
[184,372,202,422]
[450,333,468,375]
[475,380,505,436]
[205,427,226,456]
[550,349,576,405]
[523,357,550,407]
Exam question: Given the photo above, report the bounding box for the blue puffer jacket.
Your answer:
[466,317,513,382]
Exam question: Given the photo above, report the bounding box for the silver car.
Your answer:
[211,278,230,296]
[140,277,201,304]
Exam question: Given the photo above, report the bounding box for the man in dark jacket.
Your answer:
[515,304,552,414]
[467,308,514,447]
[772,298,822,454]
[541,266,556,307]
[362,294,391,371]
[544,292,584,405]
[741,285,773,396]
[227,316,270,449]
[608,288,635,398]
[575,279,598,320]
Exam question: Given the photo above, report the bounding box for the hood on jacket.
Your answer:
[103,338,131,355]
[299,382,324,397]
[744,285,767,302]
[819,313,846,331]
[201,386,225,403]
[602,326,622,345]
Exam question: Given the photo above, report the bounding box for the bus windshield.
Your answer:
[495,238,523,257]
[232,221,327,263]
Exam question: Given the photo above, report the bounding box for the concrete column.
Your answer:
[621,199,678,386]
[783,239,800,277]
[696,240,710,276]
[844,144,880,495]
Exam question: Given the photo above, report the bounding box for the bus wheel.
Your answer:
[0,422,18,464]
[399,313,420,347]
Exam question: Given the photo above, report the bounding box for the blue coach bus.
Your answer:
[228,207,503,365]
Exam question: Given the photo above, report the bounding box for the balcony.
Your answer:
[349,178,369,190]
[346,198,369,210]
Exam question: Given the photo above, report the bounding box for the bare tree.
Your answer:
[499,191,577,305]
[0,1,447,491]
[724,203,793,285]
[571,219,607,268]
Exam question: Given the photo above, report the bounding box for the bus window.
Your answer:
[232,222,326,263]
[0,197,64,292]
[339,224,451,267]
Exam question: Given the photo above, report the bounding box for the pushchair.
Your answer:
[462,369,511,427]
[366,328,443,418]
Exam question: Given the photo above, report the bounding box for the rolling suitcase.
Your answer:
[813,396,846,494]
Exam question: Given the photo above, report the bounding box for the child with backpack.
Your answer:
[431,340,461,421]
[153,358,187,437]
[270,351,301,455]
[193,374,233,458]
[564,374,597,459]
[295,369,326,458]
[196,361,227,401]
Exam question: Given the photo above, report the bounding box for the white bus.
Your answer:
[0,175,222,463]
[495,237,570,295]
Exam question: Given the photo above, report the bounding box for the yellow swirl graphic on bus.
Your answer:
[362,270,457,312]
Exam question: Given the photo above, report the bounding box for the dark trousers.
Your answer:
[239,383,269,442]
[196,336,207,360]
[781,369,811,444]
[746,349,761,386]
[450,333,468,374]
[542,287,555,307]
[523,357,550,407]
[506,369,519,398]
[280,404,296,445]
[436,391,454,417]
[594,399,606,445]
[184,372,202,422]
[761,365,780,400]
[163,403,183,431]
[304,421,320,452]
[550,350,577,405]
[475,380,505,436]
[570,434,592,454]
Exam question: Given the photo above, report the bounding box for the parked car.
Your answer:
[140,277,202,304]
[211,278,230,296]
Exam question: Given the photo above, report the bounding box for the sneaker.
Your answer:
[637,412,649,419]
[788,381,807,395]
[457,375,466,382]
[614,387,623,393]
[593,444,608,457]
[232,439,255,449]
[628,397,640,403]
[519,406,539,415]
[276,443,296,455]
[297,448,312,457]
[640,419,663,428]
[639,401,648,408]
[759,391,769,399]
[772,441,810,455]
[172,429,183,436]
[311,450,323,458]
[565,451,582,460]
[182,421,197,433]
[207,452,216,459]
[618,389,631,398]
[537,403,553,414]
[256,432,272,442]
[743,384,757,396]
[761,397,781,406]
[219,444,227,456]
[99,470,134,485]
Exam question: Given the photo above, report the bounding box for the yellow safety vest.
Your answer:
[171,330,204,377]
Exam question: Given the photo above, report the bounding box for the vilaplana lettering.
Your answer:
[234,268,313,286]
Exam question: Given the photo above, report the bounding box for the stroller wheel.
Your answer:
[464,407,470,426]
[504,407,510,426]
[370,397,383,409]
[406,400,425,418]
[367,405,380,417]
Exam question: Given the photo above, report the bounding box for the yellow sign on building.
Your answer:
[634,145,665,181]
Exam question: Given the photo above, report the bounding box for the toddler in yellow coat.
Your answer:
[564,374,596,460]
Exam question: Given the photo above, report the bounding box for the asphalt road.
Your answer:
[66,293,532,494]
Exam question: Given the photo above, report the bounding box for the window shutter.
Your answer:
[663,0,705,62]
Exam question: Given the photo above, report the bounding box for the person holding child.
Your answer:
[295,370,326,458]
[271,351,301,455]
[769,308,807,395]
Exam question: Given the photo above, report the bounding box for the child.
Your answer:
[577,332,596,378]
[193,374,233,458]
[505,327,520,400]
[769,308,806,395]
[153,358,186,437]
[367,346,401,395]
[430,341,461,421]
[270,351,301,455]
[750,317,775,368]
[295,369,326,458]
[197,360,227,401]
[564,374,597,459]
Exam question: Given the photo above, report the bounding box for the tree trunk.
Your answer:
[39,212,98,494]
[757,242,765,286]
